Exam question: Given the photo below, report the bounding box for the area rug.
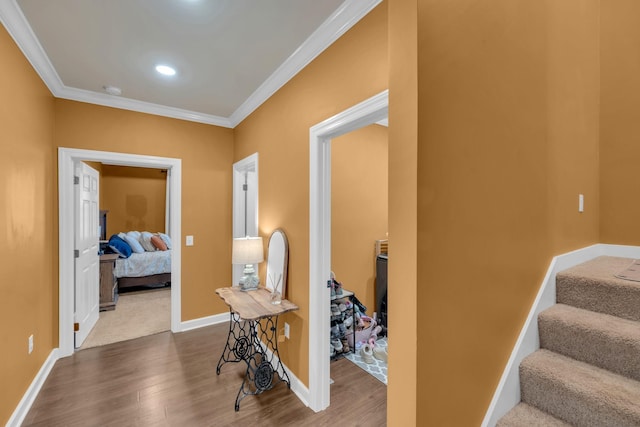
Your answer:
[80,288,170,350]
[614,259,640,282]
[344,336,388,385]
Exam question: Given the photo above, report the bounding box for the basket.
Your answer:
[346,318,376,348]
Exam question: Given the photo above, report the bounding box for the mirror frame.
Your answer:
[266,228,289,297]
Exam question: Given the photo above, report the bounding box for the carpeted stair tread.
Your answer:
[539,304,640,382]
[556,256,640,322]
[520,349,640,427]
[496,402,572,427]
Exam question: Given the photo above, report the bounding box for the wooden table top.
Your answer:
[215,287,298,320]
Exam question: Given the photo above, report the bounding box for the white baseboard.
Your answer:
[258,340,310,408]
[179,312,229,332]
[7,348,59,427]
[482,243,640,426]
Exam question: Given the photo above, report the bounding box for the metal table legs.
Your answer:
[216,311,291,411]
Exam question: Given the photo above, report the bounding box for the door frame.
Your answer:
[58,148,182,357]
[308,90,388,411]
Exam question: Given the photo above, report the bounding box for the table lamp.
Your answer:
[232,236,264,291]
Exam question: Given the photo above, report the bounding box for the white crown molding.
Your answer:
[228,0,383,127]
[55,86,233,127]
[0,0,380,128]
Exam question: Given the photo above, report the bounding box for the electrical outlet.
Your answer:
[28,335,34,354]
[284,323,290,339]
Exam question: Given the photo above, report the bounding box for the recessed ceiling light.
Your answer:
[155,65,176,76]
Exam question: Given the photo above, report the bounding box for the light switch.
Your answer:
[186,235,194,246]
[579,194,584,213]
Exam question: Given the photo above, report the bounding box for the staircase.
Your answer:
[497,256,640,426]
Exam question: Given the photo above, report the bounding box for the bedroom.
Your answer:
[81,163,173,349]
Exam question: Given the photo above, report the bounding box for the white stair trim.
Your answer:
[482,243,640,426]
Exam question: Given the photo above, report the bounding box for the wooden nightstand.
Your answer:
[99,253,119,311]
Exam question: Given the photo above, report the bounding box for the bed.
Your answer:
[107,230,173,291]
[114,250,172,290]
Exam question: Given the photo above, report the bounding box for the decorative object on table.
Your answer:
[232,236,264,291]
[265,229,289,298]
[269,273,282,304]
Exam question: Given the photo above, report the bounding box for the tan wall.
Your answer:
[233,3,388,385]
[411,1,600,425]
[0,26,55,425]
[54,100,234,322]
[100,165,167,236]
[600,1,640,245]
[388,0,418,423]
[2,1,616,425]
[331,124,388,313]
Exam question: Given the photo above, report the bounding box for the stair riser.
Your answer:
[520,364,640,427]
[556,276,640,322]
[539,316,640,382]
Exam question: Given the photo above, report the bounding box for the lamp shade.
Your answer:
[232,237,264,264]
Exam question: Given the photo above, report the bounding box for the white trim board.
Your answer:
[179,312,229,333]
[482,243,640,426]
[258,337,310,409]
[58,148,182,357]
[308,90,388,412]
[6,349,58,427]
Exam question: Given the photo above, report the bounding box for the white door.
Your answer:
[74,162,100,348]
[232,154,259,285]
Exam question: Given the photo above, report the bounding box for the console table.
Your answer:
[215,286,298,411]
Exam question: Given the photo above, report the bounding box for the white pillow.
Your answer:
[124,233,145,253]
[158,232,172,250]
[127,230,141,239]
[139,231,156,251]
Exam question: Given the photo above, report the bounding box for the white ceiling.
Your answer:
[0,0,381,127]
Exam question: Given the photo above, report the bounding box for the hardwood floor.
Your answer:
[23,323,386,426]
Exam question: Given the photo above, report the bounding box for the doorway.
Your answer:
[308,90,388,411]
[232,153,259,286]
[58,148,182,358]
[331,122,388,382]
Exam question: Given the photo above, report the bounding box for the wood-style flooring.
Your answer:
[22,323,386,426]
